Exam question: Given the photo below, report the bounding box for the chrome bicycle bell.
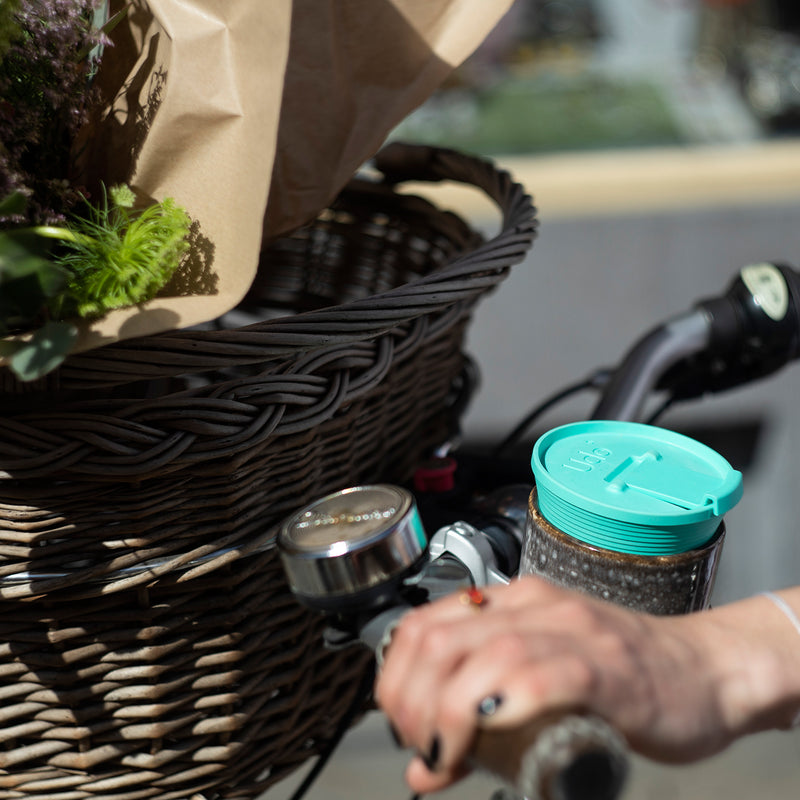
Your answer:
[277,485,428,612]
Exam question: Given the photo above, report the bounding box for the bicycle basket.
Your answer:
[0,144,538,799]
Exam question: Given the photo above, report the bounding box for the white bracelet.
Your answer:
[760,591,800,728]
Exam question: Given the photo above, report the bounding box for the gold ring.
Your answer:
[459,587,488,610]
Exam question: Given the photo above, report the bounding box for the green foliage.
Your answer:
[0,205,77,380]
[0,226,68,335]
[0,4,187,384]
[0,0,22,58]
[54,185,192,319]
[392,73,683,156]
[0,321,77,382]
[0,190,27,220]
[0,186,191,381]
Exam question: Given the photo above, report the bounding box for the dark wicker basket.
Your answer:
[0,144,537,799]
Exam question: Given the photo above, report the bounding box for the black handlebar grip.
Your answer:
[472,711,629,800]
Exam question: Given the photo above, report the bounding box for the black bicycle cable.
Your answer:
[286,659,377,800]
[491,369,611,459]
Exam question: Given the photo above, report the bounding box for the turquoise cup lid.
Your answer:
[531,421,743,555]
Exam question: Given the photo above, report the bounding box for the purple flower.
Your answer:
[0,0,109,225]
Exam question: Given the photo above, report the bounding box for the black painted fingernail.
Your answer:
[388,723,403,748]
[477,693,504,717]
[421,734,440,772]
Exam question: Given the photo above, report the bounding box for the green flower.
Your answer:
[52,186,192,319]
[0,185,192,380]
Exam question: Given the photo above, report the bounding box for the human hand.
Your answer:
[375,576,800,795]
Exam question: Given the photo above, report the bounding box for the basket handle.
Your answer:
[374,142,537,243]
[374,142,456,184]
[54,145,538,390]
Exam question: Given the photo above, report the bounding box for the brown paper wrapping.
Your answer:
[265,0,517,240]
[9,0,514,358]
[66,0,293,353]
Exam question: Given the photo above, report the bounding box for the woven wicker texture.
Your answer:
[0,144,538,799]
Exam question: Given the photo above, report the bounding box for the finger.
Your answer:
[377,606,522,749]
[379,576,561,693]
[429,628,577,771]
[461,576,566,614]
[378,592,487,683]
[375,597,480,706]
[476,653,599,729]
[376,586,517,711]
[404,754,471,795]
[377,579,591,749]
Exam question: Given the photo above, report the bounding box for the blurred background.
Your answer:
[270,1,800,798]
[393,0,800,153]
[384,0,800,606]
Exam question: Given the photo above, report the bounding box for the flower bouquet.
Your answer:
[0,0,291,383]
[0,2,193,380]
[0,0,518,385]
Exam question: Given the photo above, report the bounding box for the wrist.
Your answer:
[704,591,800,736]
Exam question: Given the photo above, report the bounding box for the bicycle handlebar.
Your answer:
[590,309,712,420]
[592,262,800,420]
[277,261,800,800]
[473,712,628,800]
